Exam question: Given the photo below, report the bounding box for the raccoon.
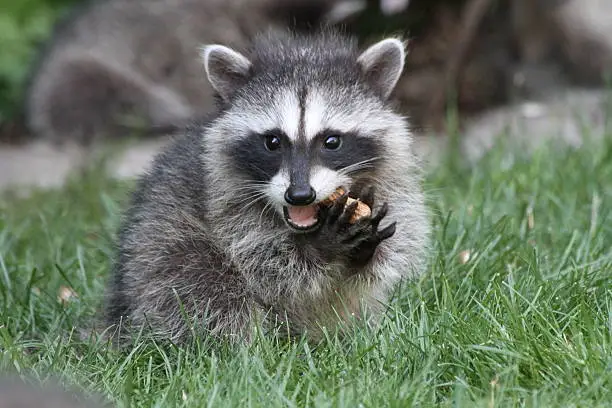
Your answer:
[24,0,365,146]
[103,29,430,344]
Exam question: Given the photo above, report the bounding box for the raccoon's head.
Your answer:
[202,30,410,234]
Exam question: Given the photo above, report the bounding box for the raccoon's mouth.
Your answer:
[283,205,321,232]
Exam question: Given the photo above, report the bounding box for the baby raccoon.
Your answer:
[104,29,430,344]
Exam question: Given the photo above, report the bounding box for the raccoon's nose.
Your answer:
[284,186,316,206]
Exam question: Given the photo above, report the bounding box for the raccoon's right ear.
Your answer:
[201,45,252,102]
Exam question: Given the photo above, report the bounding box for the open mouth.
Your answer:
[283,204,322,232]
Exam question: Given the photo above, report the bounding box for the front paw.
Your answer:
[317,186,396,266]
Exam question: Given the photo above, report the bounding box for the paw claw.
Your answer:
[360,185,375,208]
[338,200,359,226]
[371,202,389,229]
[377,222,396,241]
[327,192,349,224]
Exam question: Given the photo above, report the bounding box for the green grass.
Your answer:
[0,136,611,407]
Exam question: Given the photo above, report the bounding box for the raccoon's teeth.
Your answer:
[286,205,318,227]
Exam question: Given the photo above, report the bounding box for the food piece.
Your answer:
[321,187,372,223]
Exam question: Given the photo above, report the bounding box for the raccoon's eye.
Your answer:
[264,134,282,151]
[323,135,342,150]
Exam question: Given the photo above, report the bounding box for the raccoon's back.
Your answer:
[129,125,208,208]
[106,123,214,320]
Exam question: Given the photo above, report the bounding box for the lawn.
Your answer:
[0,135,611,407]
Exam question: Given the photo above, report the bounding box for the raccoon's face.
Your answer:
[228,116,381,233]
[202,32,408,233]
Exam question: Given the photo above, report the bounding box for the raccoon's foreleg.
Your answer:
[106,233,256,344]
[313,184,397,268]
[118,272,256,344]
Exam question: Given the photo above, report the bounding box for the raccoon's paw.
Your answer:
[343,202,397,267]
[318,186,396,267]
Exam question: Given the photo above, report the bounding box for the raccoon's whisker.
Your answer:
[363,175,395,188]
[257,202,274,226]
[241,193,269,213]
[238,180,273,186]
[239,191,266,205]
[338,157,382,175]
[231,190,267,201]
[230,184,269,199]
[232,183,269,193]
[232,186,266,193]
[346,156,381,168]
[360,176,404,198]
[220,188,268,210]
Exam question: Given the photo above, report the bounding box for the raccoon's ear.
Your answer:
[201,45,252,102]
[357,38,406,100]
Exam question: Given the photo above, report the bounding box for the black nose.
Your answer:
[285,185,316,206]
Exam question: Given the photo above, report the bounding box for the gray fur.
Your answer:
[104,29,430,344]
[25,0,361,145]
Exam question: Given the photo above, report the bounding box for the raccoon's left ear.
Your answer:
[201,45,252,102]
[357,38,406,100]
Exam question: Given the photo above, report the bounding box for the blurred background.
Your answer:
[1,0,612,192]
[0,0,78,141]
